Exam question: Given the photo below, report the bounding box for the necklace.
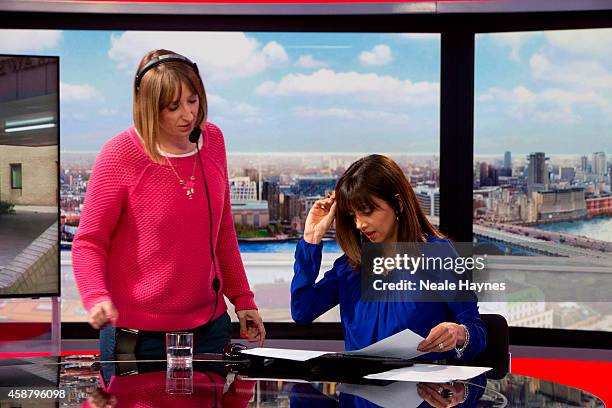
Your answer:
[166,154,198,199]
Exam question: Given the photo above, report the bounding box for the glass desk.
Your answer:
[0,354,604,407]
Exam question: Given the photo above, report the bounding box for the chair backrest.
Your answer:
[473,314,510,376]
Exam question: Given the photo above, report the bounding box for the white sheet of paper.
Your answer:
[240,347,329,362]
[346,327,426,360]
[338,381,422,408]
[364,364,491,383]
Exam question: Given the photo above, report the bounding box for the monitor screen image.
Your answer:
[0,54,59,299]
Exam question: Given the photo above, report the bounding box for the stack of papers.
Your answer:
[240,327,492,382]
[241,326,426,361]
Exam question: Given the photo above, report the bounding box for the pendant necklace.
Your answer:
[166,152,198,199]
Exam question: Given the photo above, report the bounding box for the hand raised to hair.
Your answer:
[304,196,336,245]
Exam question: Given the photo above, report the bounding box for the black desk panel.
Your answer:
[0,354,604,407]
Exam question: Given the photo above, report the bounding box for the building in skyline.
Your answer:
[504,151,512,169]
[231,200,269,228]
[279,192,303,225]
[580,155,589,173]
[415,184,440,217]
[532,187,587,222]
[560,167,576,183]
[592,152,607,176]
[292,176,337,197]
[243,167,262,200]
[503,151,512,176]
[230,177,258,201]
[527,152,549,194]
[479,162,489,187]
[262,179,281,222]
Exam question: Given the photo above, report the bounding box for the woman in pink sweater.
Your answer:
[72,49,265,357]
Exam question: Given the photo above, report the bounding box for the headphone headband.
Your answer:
[134,53,200,92]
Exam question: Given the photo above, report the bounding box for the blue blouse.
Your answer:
[291,237,487,362]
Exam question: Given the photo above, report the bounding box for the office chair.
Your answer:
[469,314,510,379]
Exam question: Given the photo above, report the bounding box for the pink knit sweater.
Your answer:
[72,123,257,330]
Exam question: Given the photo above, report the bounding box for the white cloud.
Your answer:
[293,106,410,123]
[97,108,118,116]
[293,107,354,119]
[359,44,393,66]
[295,54,328,69]
[478,85,609,124]
[233,102,259,116]
[66,113,86,121]
[108,31,289,80]
[529,53,612,88]
[490,32,540,61]
[261,41,289,67]
[512,85,537,105]
[60,82,98,101]
[545,29,612,58]
[539,88,609,110]
[0,30,62,52]
[255,69,438,106]
[206,93,227,106]
[206,93,260,122]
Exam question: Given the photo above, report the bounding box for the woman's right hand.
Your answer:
[304,196,336,244]
[88,300,118,329]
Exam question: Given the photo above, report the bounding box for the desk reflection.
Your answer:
[87,361,254,408]
[289,374,487,408]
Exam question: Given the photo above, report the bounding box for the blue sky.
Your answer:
[1,28,610,156]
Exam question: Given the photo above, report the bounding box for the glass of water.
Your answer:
[166,332,193,365]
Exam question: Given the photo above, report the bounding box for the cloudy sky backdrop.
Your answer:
[1,28,610,155]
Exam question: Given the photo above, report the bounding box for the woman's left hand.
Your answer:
[417,322,466,353]
[236,309,266,347]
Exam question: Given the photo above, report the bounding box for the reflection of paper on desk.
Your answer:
[239,376,310,383]
[364,364,491,383]
[240,348,329,362]
[338,381,422,408]
[347,327,426,360]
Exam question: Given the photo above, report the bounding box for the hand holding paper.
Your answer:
[347,327,427,360]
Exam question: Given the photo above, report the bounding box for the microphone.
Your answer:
[189,127,201,144]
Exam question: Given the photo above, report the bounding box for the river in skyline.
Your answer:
[533,216,612,242]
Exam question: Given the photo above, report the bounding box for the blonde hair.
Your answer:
[133,49,207,164]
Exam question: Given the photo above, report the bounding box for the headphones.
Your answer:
[134,53,203,93]
[135,52,221,326]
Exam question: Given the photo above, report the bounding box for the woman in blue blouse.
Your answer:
[291,154,486,361]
